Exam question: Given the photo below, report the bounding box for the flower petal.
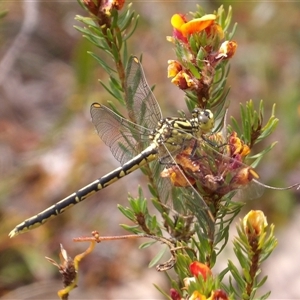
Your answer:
[181,14,216,37]
[167,60,182,78]
[189,291,207,300]
[243,210,268,235]
[216,41,238,59]
[190,261,212,280]
[171,13,187,30]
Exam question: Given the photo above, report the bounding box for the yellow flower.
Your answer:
[171,13,187,30]
[189,291,207,300]
[243,210,268,235]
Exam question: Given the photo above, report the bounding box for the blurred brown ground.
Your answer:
[0,1,300,299]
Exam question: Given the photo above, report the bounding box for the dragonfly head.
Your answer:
[192,108,214,133]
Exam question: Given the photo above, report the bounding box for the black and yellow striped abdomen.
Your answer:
[9,144,158,237]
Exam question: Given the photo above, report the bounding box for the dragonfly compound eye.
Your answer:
[199,109,214,133]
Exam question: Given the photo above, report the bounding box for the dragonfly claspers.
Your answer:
[9,56,214,238]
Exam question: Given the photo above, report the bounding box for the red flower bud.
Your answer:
[170,288,181,300]
[189,261,212,280]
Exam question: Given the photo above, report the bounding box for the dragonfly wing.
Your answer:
[175,135,264,201]
[90,103,150,165]
[235,180,265,200]
[125,56,163,130]
[180,188,215,238]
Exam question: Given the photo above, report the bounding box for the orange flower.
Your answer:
[167,60,182,78]
[171,14,189,42]
[171,70,196,89]
[228,132,250,158]
[230,167,259,188]
[112,0,125,10]
[161,143,199,187]
[171,13,223,41]
[205,23,224,40]
[161,165,195,187]
[190,261,212,281]
[181,14,216,37]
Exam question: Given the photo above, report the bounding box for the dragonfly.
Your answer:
[9,56,215,238]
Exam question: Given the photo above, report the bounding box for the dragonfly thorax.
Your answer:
[149,108,214,152]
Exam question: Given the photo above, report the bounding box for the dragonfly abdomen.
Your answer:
[9,144,158,237]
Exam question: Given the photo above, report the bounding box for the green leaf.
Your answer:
[139,241,157,249]
[258,290,271,300]
[187,62,201,80]
[128,197,140,213]
[218,267,230,281]
[228,260,245,289]
[123,15,140,41]
[110,8,119,29]
[109,75,123,95]
[119,9,135,32]
[120,224,141,234]
[255,118,278,144]
[153,283,173,300]
[242,268,251,284]
[229,116,242,136]
[148,184,158,198]
[99,80,123,101]
[148,246,167,268]
[256,275,268,288]
[151,198,166,214]
[117,204,135,221]
[111,41,120,62]
[115,27,123,50]
[88,52,115,74]
[140,198,147,215]
[248,141,277,168]
[105,27,114,42]
[75,15,97,27]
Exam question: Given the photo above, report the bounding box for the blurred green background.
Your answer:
[0,1,299,299]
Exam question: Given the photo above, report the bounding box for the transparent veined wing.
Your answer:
[161,132,265,202]
[125,56,162,131]
[90,103,151,166]
[92,56,216,237]
[90,56,163,166]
